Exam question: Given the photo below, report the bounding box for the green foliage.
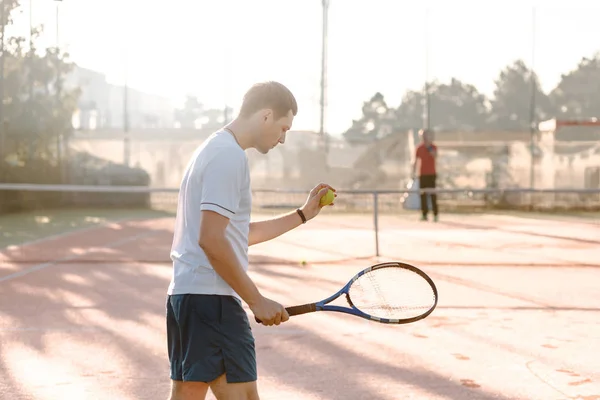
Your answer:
[0,1,151,214]
[396,79,489,132]
[1,0,80,166]
[550,52,600,120]
[395,89,427,130]
[345,53,600,141]
[174,95,204,128]
[343,92,396,144]
[174,94,233,130]
[489,60,551,131]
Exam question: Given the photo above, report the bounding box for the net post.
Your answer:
[373,191,380,257]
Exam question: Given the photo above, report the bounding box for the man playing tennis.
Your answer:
[412,128,439,222]
[166,81,335,400]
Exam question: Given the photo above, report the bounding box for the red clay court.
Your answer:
[1,208,599,400]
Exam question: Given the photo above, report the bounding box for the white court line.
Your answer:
[0,231,158,284]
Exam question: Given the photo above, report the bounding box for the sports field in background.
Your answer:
[0,206,599,399]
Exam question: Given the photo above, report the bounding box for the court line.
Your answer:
[439,220,600,245]
[426,270,588,309]
[484,211,600,226]
[375,230,600,268]
[437,306,600,312]
[525,360,571,399]
[0,231,158,284]
[399,259,600,268]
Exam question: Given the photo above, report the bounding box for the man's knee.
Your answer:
[169,379,209,400]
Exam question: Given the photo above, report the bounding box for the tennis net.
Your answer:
[1,183,600,215]
[0,183,598,266]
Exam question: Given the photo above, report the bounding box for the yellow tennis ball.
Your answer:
[319,188,335,206]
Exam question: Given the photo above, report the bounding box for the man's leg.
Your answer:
[166,294,229,400]
[209,374,259,400]
[431,174,439,221]
[169,380,209,400]
[166,296,208,399]
[419,176,431,220]
[207,296,259,400]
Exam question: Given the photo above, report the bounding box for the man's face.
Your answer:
[421,130,432,144]
[255,109,294,154]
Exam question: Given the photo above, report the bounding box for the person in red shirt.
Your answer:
[412,129,439,222]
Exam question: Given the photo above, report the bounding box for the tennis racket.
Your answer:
[255,261,438,325]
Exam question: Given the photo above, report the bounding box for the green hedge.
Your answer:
[0,151,152,214]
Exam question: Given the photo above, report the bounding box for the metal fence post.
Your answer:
[373,191,380,257]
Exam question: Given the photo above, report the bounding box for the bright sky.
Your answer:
[7,0,600,134]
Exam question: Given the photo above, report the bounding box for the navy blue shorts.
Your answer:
[166,294,257,383]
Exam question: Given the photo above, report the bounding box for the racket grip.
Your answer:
[286,303,317,316]
[254,303,317,324]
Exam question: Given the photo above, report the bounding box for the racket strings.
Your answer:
[349,266,436,320]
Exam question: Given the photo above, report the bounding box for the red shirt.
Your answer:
[416,143,437,176]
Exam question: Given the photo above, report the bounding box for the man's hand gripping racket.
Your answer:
[255,261,438,325]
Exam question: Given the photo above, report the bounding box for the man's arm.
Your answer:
[248,184,334,246]
[248,210,303,246]
[199,210,262,303]
[199,210,288,325]
[412,151,420,177]
[196,149,288,326]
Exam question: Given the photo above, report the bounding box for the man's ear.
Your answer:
[262,109,273,122]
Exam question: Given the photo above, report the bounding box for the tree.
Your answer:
[550,52,600,120]
[199,107,233,131]
[1,0,80,166]
[174,95,233,131]
[488,60,551,131]
[343,92,396,144]
[426,78,489,131]
[395,89,427,131]
[174,95,204,128]
[394,79,489,132]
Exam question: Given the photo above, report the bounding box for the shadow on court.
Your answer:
[253,320,515,400]
[248,260,600,400]
[0,219,176,399]
[2,213,599,399]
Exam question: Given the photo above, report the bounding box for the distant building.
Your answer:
[63,65,174,131]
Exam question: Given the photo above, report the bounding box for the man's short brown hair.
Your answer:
[238,81,298,120]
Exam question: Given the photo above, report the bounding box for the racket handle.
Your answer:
[254,303,317,324]
[286,303,317,316]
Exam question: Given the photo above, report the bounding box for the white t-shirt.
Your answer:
[167,130,252,300]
